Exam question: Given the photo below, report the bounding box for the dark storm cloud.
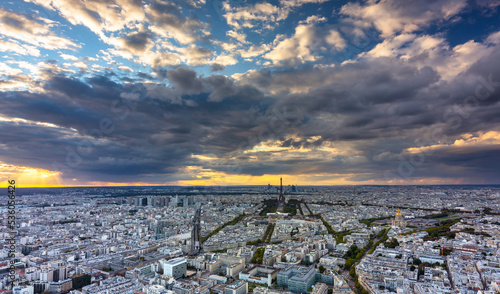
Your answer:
[275,63,439,115]
[123,31,152,52]
[166,67,204,92]
[205,75,237,102]
[371,144,500,184]
[199,45,500,183]
[0,71,275,181]
[210,63,225,72]
[1,35,500,184]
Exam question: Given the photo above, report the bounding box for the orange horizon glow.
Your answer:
[0,177,471,188]
[0,162,478,188]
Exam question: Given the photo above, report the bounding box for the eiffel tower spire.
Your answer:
[278,177,285,207]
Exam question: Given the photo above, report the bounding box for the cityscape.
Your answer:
[1,0,500,293]
[1,184,500,293]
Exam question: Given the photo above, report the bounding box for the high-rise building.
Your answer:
[163,257,187,279]
[277,265,318,293]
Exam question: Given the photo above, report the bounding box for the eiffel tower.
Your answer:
[278,177,286,208]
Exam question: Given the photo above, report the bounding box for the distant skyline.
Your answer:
[1,0,500,187]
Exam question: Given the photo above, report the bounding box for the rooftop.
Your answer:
[165,257,186,266]
[279,265,317,283]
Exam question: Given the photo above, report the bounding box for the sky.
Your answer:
[0,0,500,187]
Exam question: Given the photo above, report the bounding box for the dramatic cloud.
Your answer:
[0,0,499,185]
[0,7,78,50]
[223,2,286,30]
[265,23,346,65]
[146,0,207,44]
[222,0,330,30]
[341,0,468,38]
[0,38,41,56]
[25,0,146,37]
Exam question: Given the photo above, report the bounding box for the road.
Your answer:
[338,232,388,293]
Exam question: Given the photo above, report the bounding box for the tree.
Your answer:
[72,274,91,289]
[355,279,362,290]
[384,238,399,248]
[349,267,356,278]
[344,258,355,270]
[319,265,326,273]
[251,247,265,264]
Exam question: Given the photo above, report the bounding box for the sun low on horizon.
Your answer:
[1,0,500,187]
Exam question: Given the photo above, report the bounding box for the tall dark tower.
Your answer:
[190,204,203,255]
[280,177,283,199]
[278,177,285,208]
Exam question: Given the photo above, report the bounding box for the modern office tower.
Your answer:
[277,265,318,293]
[133,197,149,206]
[159,196,169,207]
[155,220,174,240]
[163,257,187,279]
[224,281,248,294]
[190,204,203,255]
[170,195,179,207]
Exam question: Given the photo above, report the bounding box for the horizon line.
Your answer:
[8,183,500,188]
